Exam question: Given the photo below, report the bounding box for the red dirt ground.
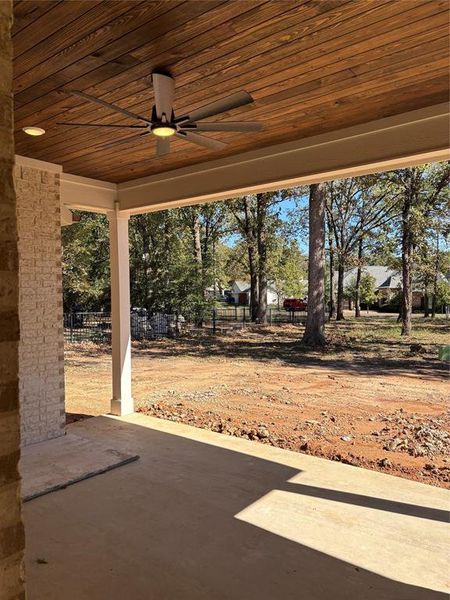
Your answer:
[65,316,450,488]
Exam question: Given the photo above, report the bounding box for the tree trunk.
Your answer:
[431,280,437,318]
[192,210,205,325]
[401,192,413,336]
[141,217,151,311]
[327,216,336,320]
[192,211,203,270]
[354,238,363,318]
[431,232,439,318]
[256,193,268,324]
[243,197,258,321]
[302,183,326,346]
[423,278,430,318]
[336,258,345,321]
[248,244,258,320]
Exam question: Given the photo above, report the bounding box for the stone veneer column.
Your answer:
[0,1,26,597]
[14,162,65,445]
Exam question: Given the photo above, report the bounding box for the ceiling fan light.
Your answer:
[152,124,176,137]
[22,126,45,136]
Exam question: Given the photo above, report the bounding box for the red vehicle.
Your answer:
[283,297,307,311]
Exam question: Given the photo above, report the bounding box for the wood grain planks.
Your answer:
[12,0,450,182]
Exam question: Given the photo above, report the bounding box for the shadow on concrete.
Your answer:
[280,482,449,523]
[24,416,448,600]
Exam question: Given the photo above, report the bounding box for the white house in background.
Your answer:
[229,280,282,306]
[205,281,226,301]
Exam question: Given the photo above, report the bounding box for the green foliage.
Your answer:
[62,199,307,316]
[381,163,449,260]
[217,241,248,285]
[129,210,212,316]
[436,279,450,306]
[269,240,307,297]
[344,272,377,306]
[62,213,110,312]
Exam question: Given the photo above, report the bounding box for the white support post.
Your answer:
[108,203,133,415]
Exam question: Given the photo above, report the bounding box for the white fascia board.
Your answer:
[60,172,117,214]
[117,103,450,214]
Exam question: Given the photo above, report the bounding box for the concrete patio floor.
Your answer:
[24,414,449,600]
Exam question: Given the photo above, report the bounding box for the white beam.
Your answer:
[61,172,116,213]
[118,103,450,214]
[108,204,133,416]
[60,205,76,226]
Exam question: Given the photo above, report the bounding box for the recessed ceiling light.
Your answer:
[22,126,45,136]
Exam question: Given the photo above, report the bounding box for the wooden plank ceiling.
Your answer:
[13,0,450,183]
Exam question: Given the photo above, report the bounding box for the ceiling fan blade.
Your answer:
[101,132,150,150]
[152,71,175,121]
[70,90,151,124]
[57,122,147,129]
[176,91,253,124]
[156,137,170,157]
[176,130,227,151]
[181,121,263,132]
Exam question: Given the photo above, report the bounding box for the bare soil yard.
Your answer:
[65,315,450,488]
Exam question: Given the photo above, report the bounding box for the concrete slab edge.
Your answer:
[23,454,140,502]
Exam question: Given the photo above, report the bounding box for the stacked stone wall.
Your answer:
[15,164,65,445]
[0,1,25,597]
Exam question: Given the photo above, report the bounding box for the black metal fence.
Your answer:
[211,307,306,325]
[64,308,307,344]
[64,312,111,343]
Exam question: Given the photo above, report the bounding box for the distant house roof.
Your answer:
[231,280,250,293]
[339,265,446,293]
[341,266,401,290]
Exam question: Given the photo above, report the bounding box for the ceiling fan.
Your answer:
[57,71,263,157]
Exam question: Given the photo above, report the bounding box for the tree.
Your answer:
[326,206,336,319]
[359,273,377,310]
[129,210,188,312]
[231,197,259,320]
[178,204,227,320]
[345,272,377,314]
[230,191,290,322]
[387,164,449,335]
[62,213,110,312]
[354,238,364,318]
[270,240,307,300]
[219,241,249,284]
[326,176,400,320]
[415,207,450,318]
[61,162,448,330]
[256,193,269,323]
[436,279,450,314]
[302,183,326,346]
